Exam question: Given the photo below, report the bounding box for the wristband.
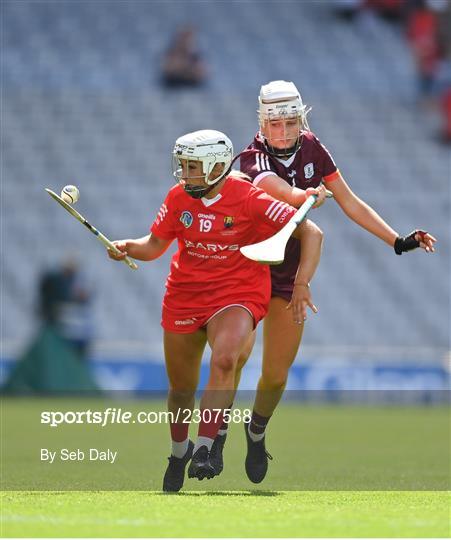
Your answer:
[394,230,426,255]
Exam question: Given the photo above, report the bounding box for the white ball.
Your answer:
[61,185,80,205]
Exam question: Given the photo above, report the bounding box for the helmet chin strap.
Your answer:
[183,183,216,199]
[183,168,231,199]
[265,140,299,159]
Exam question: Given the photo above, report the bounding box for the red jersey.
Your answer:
[240,131,340,298]
[150,175,297,312]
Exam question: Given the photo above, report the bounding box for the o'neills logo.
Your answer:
[175,319,195,326]
[184,239,239,252]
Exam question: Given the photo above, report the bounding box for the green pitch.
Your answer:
[1,490,449,537]
[1,398,449,536]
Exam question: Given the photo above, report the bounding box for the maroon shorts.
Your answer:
[270,237,297,302]
[162,301,267,334]
[271,286,293,303]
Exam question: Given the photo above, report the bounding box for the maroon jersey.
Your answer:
[239,131,340,299]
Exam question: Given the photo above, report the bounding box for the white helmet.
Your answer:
[173,129,233,187]
[257,80,310,158]
[258,80,309,127]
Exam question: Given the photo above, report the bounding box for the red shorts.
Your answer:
[162,301,267,334]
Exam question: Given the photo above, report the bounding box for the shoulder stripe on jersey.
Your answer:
[158,203,168,221]
[266,201,289,221]
[268,202,284,219]
[256,152,271,172]
[265,200,279,217]
[272,203,289,221]
[255,153,261,172]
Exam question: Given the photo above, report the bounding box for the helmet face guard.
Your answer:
[172,130,233,199]
[258,80,310,159]
[172,156,221,199]
[260,114,303,159]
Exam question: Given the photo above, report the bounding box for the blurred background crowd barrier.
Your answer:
[1,0,449,395]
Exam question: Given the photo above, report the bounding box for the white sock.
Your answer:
[248,424,265,442]
[193,436,214,453]
[171,438,189,458]
[217,429,227,436]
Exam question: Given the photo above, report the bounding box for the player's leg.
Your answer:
[188,306,254,480]
[162,329,207,492]
[210,329,256,475]
[245,295,304,483]
[234,329,256,389]
[256,296,303,415]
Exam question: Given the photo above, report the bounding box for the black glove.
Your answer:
[394,230,427,255]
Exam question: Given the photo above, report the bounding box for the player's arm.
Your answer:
[109,191,177,262]
[257,174,327,208]
[326,173,436,253]
[289,219,323,322]
[108,234,172,262]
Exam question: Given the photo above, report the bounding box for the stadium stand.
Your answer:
[2,0,449,368]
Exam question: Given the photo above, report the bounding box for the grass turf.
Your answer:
[1,490,450,537]
[2,399,449,536]
[3,399,449,491]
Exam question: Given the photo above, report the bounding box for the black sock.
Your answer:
[249,410,271,435]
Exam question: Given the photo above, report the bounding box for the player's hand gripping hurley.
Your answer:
[240,190,333,265]
[45,188,138,270]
